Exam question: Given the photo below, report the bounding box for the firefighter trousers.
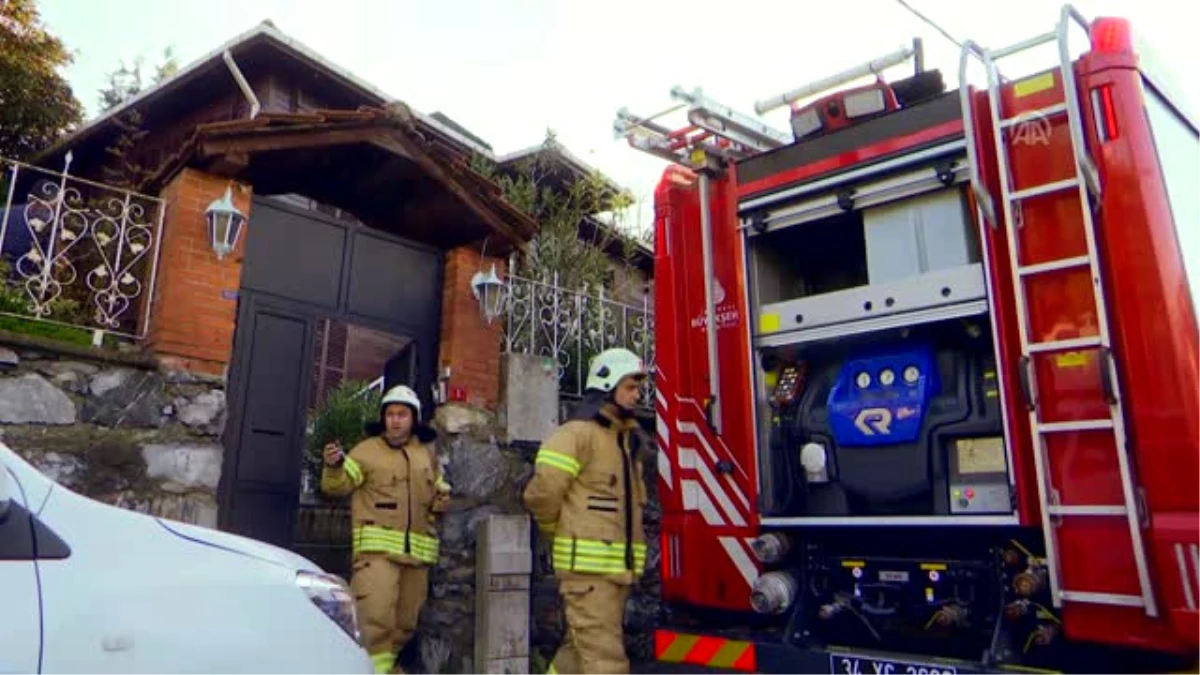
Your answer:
[350,554,429,674]
[549,575,632,674]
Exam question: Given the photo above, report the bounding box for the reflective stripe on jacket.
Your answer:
[320,435,450,566]
[522,403,650,581]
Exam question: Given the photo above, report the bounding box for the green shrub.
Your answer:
[304,379,382,480]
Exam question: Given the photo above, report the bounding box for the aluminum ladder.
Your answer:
[958,4,1157,617]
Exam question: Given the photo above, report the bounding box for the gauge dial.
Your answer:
[879,368,896,386]
[903,366,920,384]
[855,371,871,389]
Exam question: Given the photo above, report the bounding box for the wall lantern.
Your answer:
[470,263,506,323]
[205,186,247,260]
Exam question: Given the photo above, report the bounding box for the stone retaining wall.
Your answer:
[0,334,226,528]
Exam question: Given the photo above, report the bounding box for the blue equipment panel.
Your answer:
[826,346,938,446]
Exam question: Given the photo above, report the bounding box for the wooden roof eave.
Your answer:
[140,114,535,254]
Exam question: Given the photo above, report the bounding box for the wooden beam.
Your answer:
[198,125,408,158]
[371,132,532,253]
[403,192,470,224]
[351,156,425,200]
[202,150,251,178]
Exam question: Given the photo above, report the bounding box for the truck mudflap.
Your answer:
[653,629,1057,674]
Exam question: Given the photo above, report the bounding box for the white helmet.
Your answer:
[585,348,648,393]
[380,384,422,421]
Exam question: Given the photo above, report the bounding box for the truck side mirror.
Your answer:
[0,465,13,523]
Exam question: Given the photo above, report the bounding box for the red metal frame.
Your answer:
[737,118,964,199]
[1074,37,1198,651]
[654,165,761,611]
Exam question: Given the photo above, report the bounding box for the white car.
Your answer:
[0,442,373,674]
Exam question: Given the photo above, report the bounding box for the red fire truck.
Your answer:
[615,4,1198,673]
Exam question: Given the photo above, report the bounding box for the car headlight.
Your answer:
[296,570,361,645]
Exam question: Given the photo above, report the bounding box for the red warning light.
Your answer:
[1092,17,1133,54]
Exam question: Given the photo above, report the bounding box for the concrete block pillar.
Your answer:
[502,352,560,443]
[474,514,532,674]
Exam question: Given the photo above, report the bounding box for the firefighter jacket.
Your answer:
[321,435,450,566]
[523,402,650,583]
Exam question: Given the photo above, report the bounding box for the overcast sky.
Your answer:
[37,0,1193,233]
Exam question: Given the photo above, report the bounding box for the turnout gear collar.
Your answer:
[567,394,647,459]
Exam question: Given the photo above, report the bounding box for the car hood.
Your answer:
[157,517,322,573]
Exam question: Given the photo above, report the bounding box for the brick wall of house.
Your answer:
[145,169,252,376]
[438,247,506,410]
[143,169,511,407]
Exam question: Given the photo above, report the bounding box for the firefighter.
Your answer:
[523,347,651,675]
[320,384,451,675]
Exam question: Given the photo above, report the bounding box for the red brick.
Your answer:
[144,168,252,377]
[438,246,505,410]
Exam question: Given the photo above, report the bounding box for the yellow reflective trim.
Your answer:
[355,534,438,554]
[535,449,581,477]
[564,539,648,553]
[552,552,628,566]
[551,537,647,573]
[371,652,394,673]
[552,540,646,551]
[343,457,364,487]
[353,525,440,563]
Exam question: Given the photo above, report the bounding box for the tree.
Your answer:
[95,46,179,189]
[473,132,652,394]
[97,46,179,112]
[0,0,84,160]
[471,130,643,294]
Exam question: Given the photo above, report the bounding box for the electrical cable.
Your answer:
[894,0,964,50]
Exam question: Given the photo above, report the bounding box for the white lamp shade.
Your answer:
[205,186,246,260]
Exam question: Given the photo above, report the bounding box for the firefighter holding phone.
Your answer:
[321,385,451,674]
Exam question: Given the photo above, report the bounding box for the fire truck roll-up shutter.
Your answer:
[738,140,968,235]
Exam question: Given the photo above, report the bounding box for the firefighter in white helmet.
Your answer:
[321,384,451,674]
[523,347,651,674]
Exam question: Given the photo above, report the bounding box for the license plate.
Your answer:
[829,653,958,674]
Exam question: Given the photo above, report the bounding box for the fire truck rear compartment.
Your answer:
[747,177,1015,522]
[761,320,1009,519]
[742,169,1030,660]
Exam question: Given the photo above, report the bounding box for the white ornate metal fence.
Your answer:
[0,152,165,342]
[502,271,655,399]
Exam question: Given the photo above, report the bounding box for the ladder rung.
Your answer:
[991,31,1058,59]
[1047,505,1128,516]
[1018,255,1091,276]
[1028,336,1104,353]
[1000,103,1069,129]
[1060,591,1146,608]
[1010,178,1080,201]
[1038,419,1114,434]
